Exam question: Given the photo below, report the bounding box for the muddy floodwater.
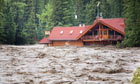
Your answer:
[0,45,140,84]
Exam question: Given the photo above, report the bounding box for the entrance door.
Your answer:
[103,30,108,39]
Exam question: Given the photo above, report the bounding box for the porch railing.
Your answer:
[82,35,122,41]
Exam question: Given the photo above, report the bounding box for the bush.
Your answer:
[132,67,140,84]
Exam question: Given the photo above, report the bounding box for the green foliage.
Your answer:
[73,0,85,24]
[121,0,140,47]
[0,0,139,47]
[85,0,123,25]
[0,0,5,43]
[107,0,123,18]
[3,7,17,44]
[132,67,140,84]
[51,0,75,27]
[37,1,53,31]
[85,0,97,25]
[22,5,36,44]
[0,0,48,44]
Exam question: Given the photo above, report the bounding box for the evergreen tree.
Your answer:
[51,0,74,26]
[37,0,53,39]
[85,0,98,25]
[73,0,85,24]
[0,0,137,46]
[3,4,17,44]
[37,0,53,31]
[100,0,110,18]
[84,0,98,25]
[122,0,140,47]
[20,0,36,44]
[0,0,17,44]
[108,0,123,18]
[0,0,5,43]
[13,0,26,45]
[73,0,90,25]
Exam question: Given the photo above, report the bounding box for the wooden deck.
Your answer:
[82,35,122,42]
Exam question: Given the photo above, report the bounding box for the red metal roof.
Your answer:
[48,26,90,40]
[98,18,125,34]
[47,18,125,41]
[77,18,125,40]
[39,37,50,44]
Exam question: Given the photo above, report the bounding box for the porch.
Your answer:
[82,35,122,42]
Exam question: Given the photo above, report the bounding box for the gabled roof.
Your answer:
[48,18,125,41]
[76,18,125,40]
[39,38,50,44]
[48,26,90,40]
[99,18,124,34]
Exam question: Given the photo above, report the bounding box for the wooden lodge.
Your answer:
[39,18,125,46]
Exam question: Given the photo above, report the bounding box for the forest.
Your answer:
[0,0,140,47]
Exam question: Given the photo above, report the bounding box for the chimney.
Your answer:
[79,24,82,27]
[83,24,85,27]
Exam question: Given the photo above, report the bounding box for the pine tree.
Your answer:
[51,0,74,27]
[3,4,17,44]
[73,0,90,25]
[21,0,36,44]
[108,0,123,18]
[37,0,53,40]
[122,0,140,47]
[13,0,27,45]
[0,0,17,44]
[0,0,5,43]
[62,0,75,26]
[100,0,110,18]
[0,0,126,45]
[37,0,53,31]
[85,0,99,25]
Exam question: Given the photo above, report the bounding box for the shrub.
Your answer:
[132,67,140,84]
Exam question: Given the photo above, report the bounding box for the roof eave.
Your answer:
[76,21,98,40]
[99,20,125,36]
[76,19,125,40]
[48,39,77,41]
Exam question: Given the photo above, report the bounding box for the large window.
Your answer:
[104,31,107,35]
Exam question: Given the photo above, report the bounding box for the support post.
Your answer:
[99,24,100,40]
[92,31,94,39]
[114,31,116,40]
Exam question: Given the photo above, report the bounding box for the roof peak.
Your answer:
[98,18,124,20]
[53,25,91,28]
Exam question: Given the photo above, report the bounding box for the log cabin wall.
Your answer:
[51,41,83,46]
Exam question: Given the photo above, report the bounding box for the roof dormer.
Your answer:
[80,30,83,34]
[70,30,73,35]
[60,30,63,35]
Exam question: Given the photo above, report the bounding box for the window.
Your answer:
[70,30,73,35]
[104,31,107,35]
[60,30,63,35]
